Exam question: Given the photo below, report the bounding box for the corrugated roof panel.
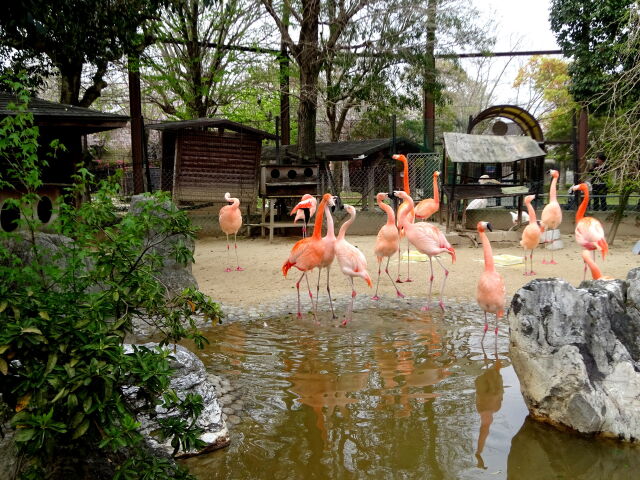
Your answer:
[443,132,545,163]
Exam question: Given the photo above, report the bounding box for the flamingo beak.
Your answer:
[486,222,493,232]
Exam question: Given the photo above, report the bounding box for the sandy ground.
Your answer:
[193,230,640,311]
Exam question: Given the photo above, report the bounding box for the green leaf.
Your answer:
[0,301,7,313]
[0,358,8,375]
[39,311,50,320]
[21,327,43,335]
[0,345,9,355]
[51,388,67,403]
[72,419,90,439]
[45,353,57,374]
[14,428,36,443]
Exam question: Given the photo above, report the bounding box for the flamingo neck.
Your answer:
[398,197,414,230]
[583,251,602,279]
[576,188,589,222]
[479,230,495,271]
[312,198,327,239]
[549,175,558,203]
[325,204,336,239]
[402,159,410,194]
[525,200,537,224]
[338,210,356,241]
[432,174,439,207]
[377,197,395,225]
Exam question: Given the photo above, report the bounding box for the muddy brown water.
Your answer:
[180,305,640,479]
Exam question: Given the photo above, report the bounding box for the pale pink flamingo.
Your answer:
[476,221,506,341]
[414,171,441,220]
[394,190,456,311]
[317,195,337,318]
[372,192,405,300]
[520,195,543,276]
[540,169,563,264]
[392,154,414,283]
[291,194,317,238]
[570,183,609,279]
[582,250,613,280]
[282,193,334,321]
[219,192,244,272]
[334,205,372,326]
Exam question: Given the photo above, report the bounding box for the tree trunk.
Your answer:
[607,186,632,245]
[58,61,83,106]
[298,66,319,161]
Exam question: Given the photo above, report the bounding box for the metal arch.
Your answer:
[467,104,544,142]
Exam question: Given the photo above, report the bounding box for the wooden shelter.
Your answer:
[146,118,276,219]
[441,132,546,231]
[0,92,128,232]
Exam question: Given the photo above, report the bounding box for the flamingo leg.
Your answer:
[372,258,382,300]
[405,243,413,282]
[494,312,500,336]
[315,268,322,314]
[421,256,434,311]
[435,256,449,311]
[295,272,305,319]
[482,312,488,343]
[341,277,356,327]
[396,244,403,283]
[234,233,244,271]
[224,234,232,272]
[529,251,536,276]
[326,267,336,319]
[523,249,528,276]
[384,256,404,298]
[306,273,318,323]
[550,248,557,264]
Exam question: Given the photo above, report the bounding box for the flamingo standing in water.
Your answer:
[392,154,414,283]
[540,169,562,264]
[282,193,334,321]
[291,194,317,238]
[219,192,244,272]
[570,183,609,279]
[372,192,405,300]
[520,195,543,276]
[394,190,456,311]
[334,205,372,326]
[476,221,506,341]
[414,171,441,220]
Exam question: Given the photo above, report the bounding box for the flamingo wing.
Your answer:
[575,217,608,257]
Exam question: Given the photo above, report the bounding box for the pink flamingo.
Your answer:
[582,250,613,280]
[392,154,414,283]
[476,221,506,341]
[334,204,372,326]
[520,195,543,276]
[317,195,337,318]
[282,193,334,321]
[414,171,441,220]
[570,183,609,279]
[372,192,405,300]
[540,169,562,264]
[291,194,317,238]
[219,192,244,272]
[394,190,456,311]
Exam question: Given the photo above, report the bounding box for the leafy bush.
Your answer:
[0,78,221,479]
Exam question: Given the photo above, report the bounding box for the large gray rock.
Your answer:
[510,267,640,441]
[124,343,230,457]
[129,195,198,297]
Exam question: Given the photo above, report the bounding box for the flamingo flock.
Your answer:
[219,165,612,333]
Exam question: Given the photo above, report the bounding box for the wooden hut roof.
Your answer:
[443,132,545,164]
[0,92,129,133]
[146,118,277,140]
[262,137,421,162]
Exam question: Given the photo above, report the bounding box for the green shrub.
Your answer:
[0,77,221,479]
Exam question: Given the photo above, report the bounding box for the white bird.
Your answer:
[510,211,530,225]
[466,198,488,210]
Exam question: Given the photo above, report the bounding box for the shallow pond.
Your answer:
[181,304,640,479]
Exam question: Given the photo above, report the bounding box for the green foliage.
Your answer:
[0,80,222,479]
[550,0,636,108]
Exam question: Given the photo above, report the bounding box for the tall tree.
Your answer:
[550,0,635,108]
[144,0,267,119]
[0,0,161,106]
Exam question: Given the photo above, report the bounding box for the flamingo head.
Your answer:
[321,193,333,204]
[547,169,559,179]
[433,171,440,178]
[570,183,589,194]
[327,196,337,208]
[524,194,535,205]
[393,190,409,201]
[477,221,493,233]
[344,204,356,216]
[224,192,232,202]
[392,153,407,163]
[376,192,389,202]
